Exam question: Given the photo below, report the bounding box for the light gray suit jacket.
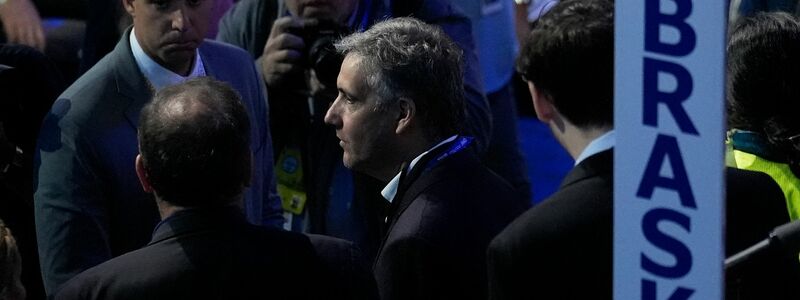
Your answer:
[34,28,282,295]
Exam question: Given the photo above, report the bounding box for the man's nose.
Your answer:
[324,102,341,127]
[171,7,190,32]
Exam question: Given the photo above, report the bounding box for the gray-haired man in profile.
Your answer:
[325,17,525,300]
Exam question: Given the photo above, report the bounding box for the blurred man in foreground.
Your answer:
[55,77,322,299]
[34,0,281,294]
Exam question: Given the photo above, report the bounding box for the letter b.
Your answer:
[645,0,696,57]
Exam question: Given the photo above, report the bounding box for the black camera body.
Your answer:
[291,20,351,89]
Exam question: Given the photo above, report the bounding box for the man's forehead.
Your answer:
[339,54,368,92]
[343,53,363,68]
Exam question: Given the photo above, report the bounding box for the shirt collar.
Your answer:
[574,130,615,166]
[150,205,244,245]
[130,28,206,91]
[381,135,459,203]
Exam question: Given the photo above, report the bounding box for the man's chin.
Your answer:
[163,50,194,61]
[163,43,198,55]
[343,157,370,175]
[156,50,197,74]
[342,156,356,170]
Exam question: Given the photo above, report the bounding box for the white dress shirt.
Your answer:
[574,130,615,166]
[381,135,459,203]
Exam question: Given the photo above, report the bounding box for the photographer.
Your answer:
[217,0,495,256]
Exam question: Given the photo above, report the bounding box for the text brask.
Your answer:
[637,0,698,299]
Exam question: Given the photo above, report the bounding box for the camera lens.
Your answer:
[302,20,350,90]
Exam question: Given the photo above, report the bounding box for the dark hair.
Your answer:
[516,0,614,129]
[727,12,800,145]
[334,17,465,139]
[0,218,24,300]
[138,77,252,207]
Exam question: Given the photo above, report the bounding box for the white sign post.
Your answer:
[614,0,726,299]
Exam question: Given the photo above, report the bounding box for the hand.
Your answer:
[0,0,45,52]
[259,16,317,88]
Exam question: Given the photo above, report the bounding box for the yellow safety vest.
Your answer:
[726,143,800,220]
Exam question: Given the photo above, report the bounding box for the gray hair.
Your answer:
[335,17,465,138]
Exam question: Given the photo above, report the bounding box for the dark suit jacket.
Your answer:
[374,140,525,300]
[54,207,322,300]
[725,168,799,300]
[487,149,614,300]
[307,234,379,300]
[34,28,282,294]
[486,149,792,300]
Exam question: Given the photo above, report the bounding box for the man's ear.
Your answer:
[135,155,154,193]
[395,97,416,135]
[529,82,557,122]
[122,0,136,16]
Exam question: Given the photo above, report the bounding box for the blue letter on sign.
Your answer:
[641,208,693,278]
[643,57,698,135]
[642,279,695,300]
[637,134,697,209]
[645,0,696,57]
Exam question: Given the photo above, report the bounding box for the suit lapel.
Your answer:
[199,42,239,84]
[197,42,247,99]
[117,27,155,131]
[198,43,218,79]
[375,140,465,262]
[385,139,460,227]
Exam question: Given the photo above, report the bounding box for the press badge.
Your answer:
[276,146,307,215]
[278,185,306,215]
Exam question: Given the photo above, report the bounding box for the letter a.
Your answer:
[637,134,697,208]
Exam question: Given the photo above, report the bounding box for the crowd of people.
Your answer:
[2,0,800,299]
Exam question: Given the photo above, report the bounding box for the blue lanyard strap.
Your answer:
[420,136,474,173]
[385,136,474,225]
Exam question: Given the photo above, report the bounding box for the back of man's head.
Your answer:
[138,77,252,207]
[334,17,465,140]
[517,0,614,129]
[727,12,800,136]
